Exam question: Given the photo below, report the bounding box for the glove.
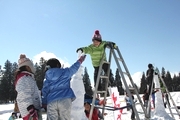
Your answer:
[42,104,47,111]
[106,41,116,49]
[99,99,106,106]
[78,55,86,64]
[76,48,83,53]
[27,105,38,120]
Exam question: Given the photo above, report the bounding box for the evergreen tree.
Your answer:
[83,67,93,96]
[0,60,13,102]
[175,73,180,91]
[166,71,173,92]
[34,57,46,90]
[0,65,3,102]
[9,62,18,102]
[161,67,166,78]
[139,72,147,94]
[114,68,124,95]
[109,69,115,87]
[160,67,166,88]
[0,65,3,84]
[172,75,178,91]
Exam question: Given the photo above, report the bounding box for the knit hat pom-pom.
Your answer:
[95,30,100,35]
[20,54,27,59]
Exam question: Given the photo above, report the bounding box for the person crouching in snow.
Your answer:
[84,101,106,120]
[15,54,42,120]
[84,93,106,106]
[84,93,107,119]
[76,30,116,91]
[41,55,86,120]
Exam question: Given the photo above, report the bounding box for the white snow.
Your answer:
[1,65,180,120]
[152,75,173,120]
[71,65,88,120]
[1,92,180,120]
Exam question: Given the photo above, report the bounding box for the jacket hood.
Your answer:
[46,68,63,81]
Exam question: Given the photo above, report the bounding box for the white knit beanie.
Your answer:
[18,54,35,74]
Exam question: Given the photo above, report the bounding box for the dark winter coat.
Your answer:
[146,68,154,85]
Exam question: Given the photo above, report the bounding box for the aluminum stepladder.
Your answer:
[89,45,147,120]
[145,71,156,119]
[157,70,180,119]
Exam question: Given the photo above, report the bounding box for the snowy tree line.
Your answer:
[0,57,180,103]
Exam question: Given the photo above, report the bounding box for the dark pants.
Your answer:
[94,63,109,90]
[148,83,155,96]
[131,106,135,119]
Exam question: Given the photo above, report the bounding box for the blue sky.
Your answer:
[0,0,180,86]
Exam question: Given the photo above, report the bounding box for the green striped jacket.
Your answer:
[82,41,107,67]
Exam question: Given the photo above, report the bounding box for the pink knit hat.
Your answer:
[18,54,35,74]
[92,30,102,42]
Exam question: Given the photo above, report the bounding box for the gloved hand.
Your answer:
[99,99,107,106]
[106,41,116,49]
[78,55,86,64]
[42,104,47,111]
[27,105,38,120]
[76,48,83,53]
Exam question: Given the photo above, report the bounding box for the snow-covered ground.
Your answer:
[1,61,180,120]
[0,92,180,120]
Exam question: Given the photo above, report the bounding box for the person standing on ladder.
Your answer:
[76,30,116,91]
[146,64,155,98]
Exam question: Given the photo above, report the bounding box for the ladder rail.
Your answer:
[115,46,147,115]
[159,75,180,117]
[101,47,112,117]
[89,45,148,120]
[164,91,175,118]
[89,47,111,120]
[111,47,140,120]
[146,73,155,119]
[89,59,104,120]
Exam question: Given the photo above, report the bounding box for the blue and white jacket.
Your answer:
[42,61,81,105]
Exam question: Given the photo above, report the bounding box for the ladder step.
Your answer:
[100,75,109,79]
[117,58,123,62]
[102,61,110,64]
[97,91,106,93]
[123,72,129,75]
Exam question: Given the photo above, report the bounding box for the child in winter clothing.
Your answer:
[41,56,86,120]
[125,92,131,111]
[143,88,158,108]
[84,93,106,106]
[146,63,155,95]
[76,30,116,90]
[15,54,42,120]
[130,94,135,120]
[84,94,107,120]
[143,88,149,108]
[8,112,16,120]
[152,89,159,108]
[84,102,105,120]
[164,91,171,108]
